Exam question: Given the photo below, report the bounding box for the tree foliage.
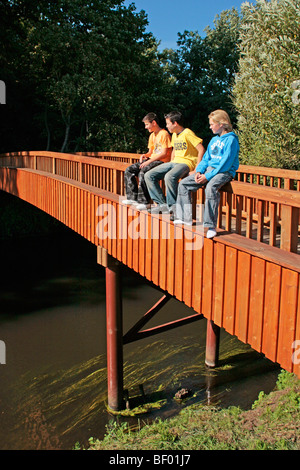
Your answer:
[1,0,299,170]
[161,8,241,144]
[0,0,173,153]
[232,0,300,169]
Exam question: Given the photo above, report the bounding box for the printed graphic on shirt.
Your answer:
[153,141,166,154]
[174,141,187,151]
[148,130,172,162]
[171,128,203,171]
[211,140,225,154]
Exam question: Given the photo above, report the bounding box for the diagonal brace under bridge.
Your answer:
[123,293,204,344]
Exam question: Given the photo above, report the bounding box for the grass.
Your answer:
[84,370,300,451]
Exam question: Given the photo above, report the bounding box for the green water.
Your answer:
[0,233,280,450]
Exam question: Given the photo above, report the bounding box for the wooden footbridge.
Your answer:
[0,151,299,410]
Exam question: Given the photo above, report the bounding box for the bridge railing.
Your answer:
[76,151,300,188]
[0,151,299,253]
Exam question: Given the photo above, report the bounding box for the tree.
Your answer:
[161,8,241,144]
[0,0,45,151]
[27,0,173,152]
[0,0,173,153]
[232,0,300,169]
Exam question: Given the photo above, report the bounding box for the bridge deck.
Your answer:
[0,165,299,384]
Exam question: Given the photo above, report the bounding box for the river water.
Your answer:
[0,229,280,450]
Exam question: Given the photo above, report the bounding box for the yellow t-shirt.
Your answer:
[171,128,203,171]
[148,129,172,162]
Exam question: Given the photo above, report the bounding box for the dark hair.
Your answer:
[164,111,184,126]
[142,112,159,124]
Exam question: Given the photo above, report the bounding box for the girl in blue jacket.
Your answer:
[174,110,239,238]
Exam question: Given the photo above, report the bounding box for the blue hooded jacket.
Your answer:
[196,131,239,181]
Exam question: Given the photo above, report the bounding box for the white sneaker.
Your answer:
[150,204,170,214]
[122,199,138,205]
[136,203,150,210]
[173,219,193,226]
[206,229,217,239]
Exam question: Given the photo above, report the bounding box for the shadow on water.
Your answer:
[0,229,280,450]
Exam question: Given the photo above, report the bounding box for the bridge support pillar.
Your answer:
[205,320,220,368]
[98,246,124,411]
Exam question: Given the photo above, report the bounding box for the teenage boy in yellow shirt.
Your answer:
[144,111,205,215]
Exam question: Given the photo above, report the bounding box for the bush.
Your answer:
[232,0,300,169]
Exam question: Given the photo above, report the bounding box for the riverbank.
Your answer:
[86,370,300,451]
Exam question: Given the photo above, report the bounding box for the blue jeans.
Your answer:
[124,160,163,204]
[144,162,190,208]
[176,168,233,228]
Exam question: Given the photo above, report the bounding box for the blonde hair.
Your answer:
[208,110,233,132]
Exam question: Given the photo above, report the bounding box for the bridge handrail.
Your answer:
[1,150,299,187]
[78,152,300,188]
[0,151,299,253]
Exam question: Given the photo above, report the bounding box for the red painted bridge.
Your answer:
[0,151,299,410]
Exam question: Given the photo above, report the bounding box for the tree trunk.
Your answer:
[61,115,71,153]
[44,105,51,151]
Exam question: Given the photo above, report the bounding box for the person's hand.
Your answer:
[195,172,207,184]
[140,159,151,169]
[139,154,148,163]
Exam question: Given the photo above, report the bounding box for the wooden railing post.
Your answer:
[280,205,299,253]
[79,161,83,183]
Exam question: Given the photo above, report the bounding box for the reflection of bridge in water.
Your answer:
[1,150,299,410]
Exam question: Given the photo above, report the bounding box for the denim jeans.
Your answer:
[144,162,190,208]
[124,160,163,204]
[176,167,233,228]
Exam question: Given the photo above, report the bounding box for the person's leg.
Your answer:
[204,172,233,237]
[175,174,202,224]
[137,161,163,205]
[144,162,173,206]
[123,162,141,203]
[164,163,190,209]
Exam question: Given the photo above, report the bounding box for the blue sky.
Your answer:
[124,0,249,50]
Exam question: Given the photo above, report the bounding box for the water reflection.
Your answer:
[0,233,280,450]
